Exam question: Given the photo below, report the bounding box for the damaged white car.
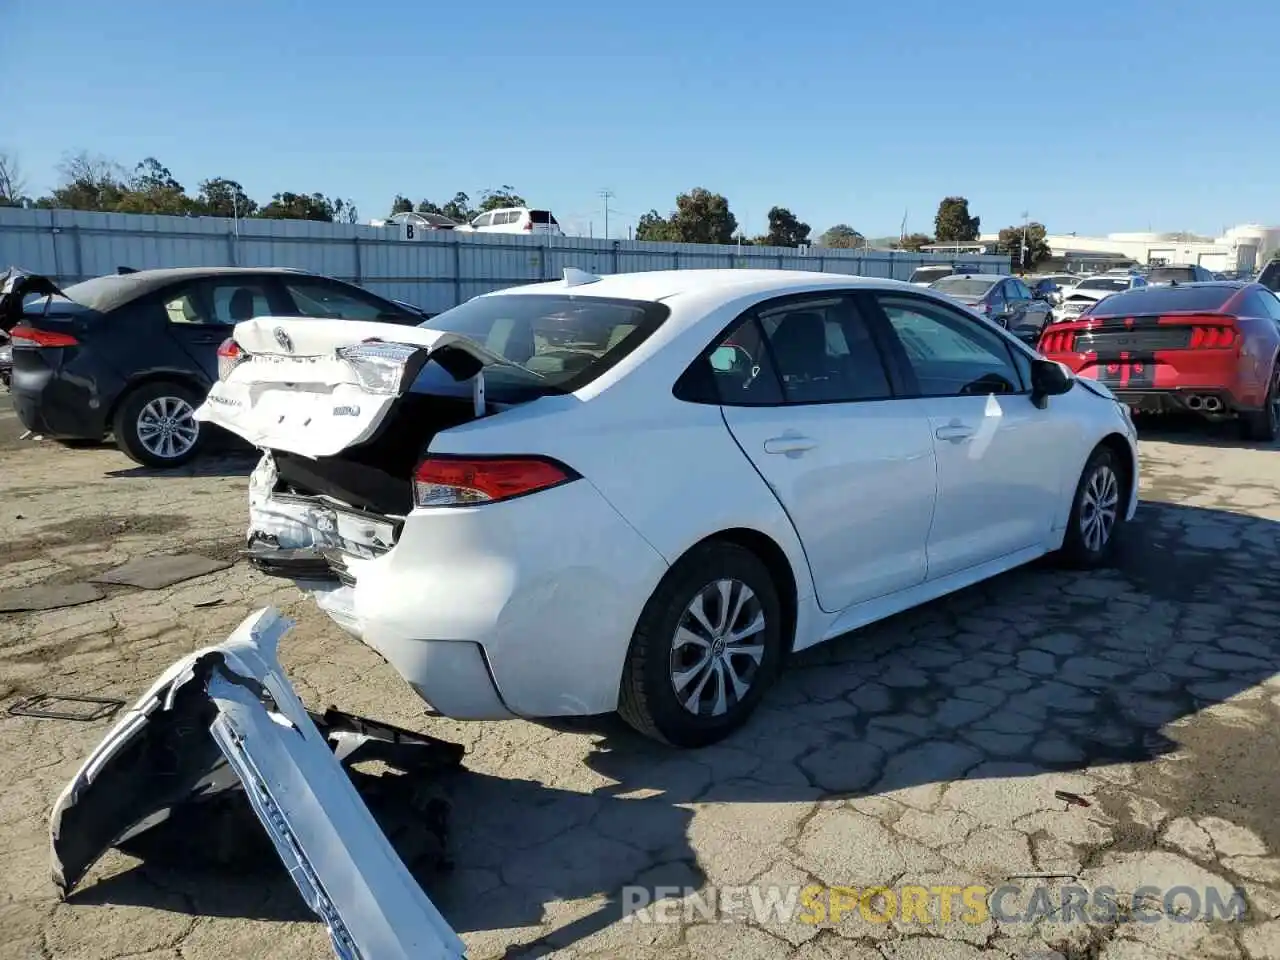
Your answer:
[51,607,466,960]
[197,268,1139,748]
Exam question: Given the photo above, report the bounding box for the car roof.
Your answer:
[492,268,942,303]
[57,267,319,313]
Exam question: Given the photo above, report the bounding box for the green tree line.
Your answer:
[2,150,1050,264]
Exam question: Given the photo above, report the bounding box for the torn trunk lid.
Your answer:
[1,266,65,332]
[50,607,466,960]
[195,317,509,459]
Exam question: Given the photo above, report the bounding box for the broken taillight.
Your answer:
[8,325,78,348]
[412,456,578,507]
[217,337,248,380]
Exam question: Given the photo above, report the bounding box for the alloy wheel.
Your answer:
[136,396,199,460]
[669,579,766,717]
[1079,463,1119,553]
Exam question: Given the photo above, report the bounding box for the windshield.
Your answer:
[931,276,997,297]
[413,293,668,399]
[1087,285,1236,317]
[909,267,952,283]
[1075,278,1130,292]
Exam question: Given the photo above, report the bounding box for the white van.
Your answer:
[458,207,563,236]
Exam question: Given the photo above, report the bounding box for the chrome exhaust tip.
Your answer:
[1186,395,1203,410]
[1202,396,1223,413]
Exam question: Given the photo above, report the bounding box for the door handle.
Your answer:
[935,424,974,442]
[763,435,818,455]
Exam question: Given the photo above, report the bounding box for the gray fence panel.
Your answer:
[0,207,1010,310]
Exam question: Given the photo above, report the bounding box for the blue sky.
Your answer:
[2,0,1275,239]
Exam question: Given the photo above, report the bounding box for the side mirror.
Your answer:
[1030,357,1073,408]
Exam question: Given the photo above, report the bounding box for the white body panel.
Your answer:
[208,270,1139,721]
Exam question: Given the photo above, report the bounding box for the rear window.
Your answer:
[1147,266,1197,284]
[931,276,998,297]
[413,293,668,399]
[45,275,140,312]
[529,210,558,225]
[1086,285,1236,317]
[909,267,952,284]
[1074,277,1130,292]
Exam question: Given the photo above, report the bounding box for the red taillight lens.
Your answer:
[522,220,533,231]
[1189,325,1237,349]
[1040,330,1076,354]
[217,337,248,380]
[8,325,78,348]
[412,456,577,507]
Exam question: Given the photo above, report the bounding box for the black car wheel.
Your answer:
[1240,364,1279,443]
[113,380,206,468]
[618,541,786,748]
[1056,445,1127,569]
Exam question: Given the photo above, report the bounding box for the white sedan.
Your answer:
[197,269,1139,748]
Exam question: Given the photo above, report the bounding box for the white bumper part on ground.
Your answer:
[49,607,466,960]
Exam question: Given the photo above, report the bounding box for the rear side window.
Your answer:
[1087,285,1236,317]
[418,294,667,394]
[529,210,557,225]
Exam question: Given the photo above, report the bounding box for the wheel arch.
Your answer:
[678,527,801,662]
[106,370,210,430]
[1096,431,1136,513]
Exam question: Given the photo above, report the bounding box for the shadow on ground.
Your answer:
[64,500,1280,955]
[1134,412,1279,450]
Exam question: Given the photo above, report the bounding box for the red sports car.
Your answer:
[1038,281,1280,441]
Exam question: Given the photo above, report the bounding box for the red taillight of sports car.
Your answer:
[1039,329,1078,354]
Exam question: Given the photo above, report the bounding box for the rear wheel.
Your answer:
[618,541,785,748]
[113,380,206,468]
[1240,365,1279,443]
[1057,445,1127,569]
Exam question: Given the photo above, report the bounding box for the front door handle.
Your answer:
[935,424,974,442]
[763,435,818,455]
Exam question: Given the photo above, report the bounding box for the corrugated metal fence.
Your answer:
[0,208,1010,313]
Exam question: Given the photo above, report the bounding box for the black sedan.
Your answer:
[2,266,427,467]
[927,273,1054,343]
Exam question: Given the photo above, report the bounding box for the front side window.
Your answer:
[874,294,1024,397]
[282,280,393,322]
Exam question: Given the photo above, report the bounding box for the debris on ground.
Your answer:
[90,554,233,589]
[8,693,124,722]
[0,582,105,612]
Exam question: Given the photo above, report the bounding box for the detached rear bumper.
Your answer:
[51,607,466,960]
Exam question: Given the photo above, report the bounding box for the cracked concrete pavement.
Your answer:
[1,403,1279,960]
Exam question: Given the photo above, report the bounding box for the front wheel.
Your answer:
[618,541,786,748]
[113,380,206,468]
[1056,445,1127,569]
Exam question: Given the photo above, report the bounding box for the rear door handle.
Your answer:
[763,436,818,455]
[935,424,974,442]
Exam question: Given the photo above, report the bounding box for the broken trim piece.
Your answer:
[50,607,466,960]
[9,694,124,722]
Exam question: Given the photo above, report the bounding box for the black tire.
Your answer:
[1057,445,1127,569]
[617,541,786,748]
[1239,364,1279,443]
[112,380,207,468]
